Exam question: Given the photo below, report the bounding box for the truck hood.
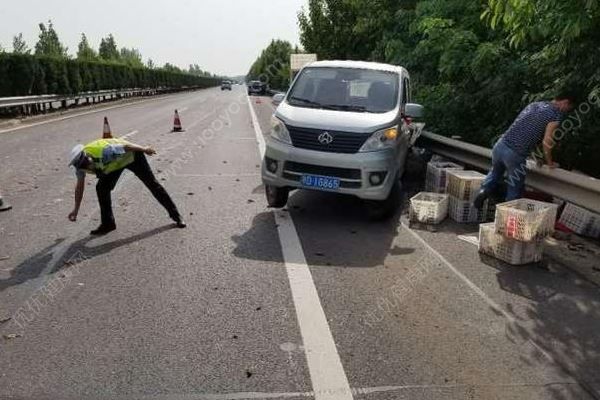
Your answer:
[275,102,399,134]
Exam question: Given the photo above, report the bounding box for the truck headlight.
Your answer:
[270,116,292,145]
[359,126,399,152]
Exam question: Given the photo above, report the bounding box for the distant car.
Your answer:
[248,80,267,96]
[221,81,232,91]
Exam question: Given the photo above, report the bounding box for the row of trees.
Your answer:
[0,21,220,96]
[0,54,219,97]
[296,0,599,177]
[247,40,299,90]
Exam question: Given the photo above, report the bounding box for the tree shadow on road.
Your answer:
[480,254,600,399]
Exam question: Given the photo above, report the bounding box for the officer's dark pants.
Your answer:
[96,152,180,226]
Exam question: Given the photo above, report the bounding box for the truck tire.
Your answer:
[265,185,289,208]
[364,180,401,221]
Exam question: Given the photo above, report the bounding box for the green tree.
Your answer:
[120,47,143,67]
[99,34,120,61]
[34,20,68,57]
[162,63,182,73]
[247,39,294,90]
[146,58,155,69]
[12,33,30,54]
[77,33,97,60]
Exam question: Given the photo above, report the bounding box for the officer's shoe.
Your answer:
[473,190,489,210]
[173,217,187,229]
[90,223,117,236]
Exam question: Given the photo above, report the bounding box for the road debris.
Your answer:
[3,333,22,340]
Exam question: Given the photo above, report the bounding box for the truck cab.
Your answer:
[261,60,424,219]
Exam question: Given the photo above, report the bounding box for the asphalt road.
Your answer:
[1,86,599,400]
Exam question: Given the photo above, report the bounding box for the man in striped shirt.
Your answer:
[474,92,577,208]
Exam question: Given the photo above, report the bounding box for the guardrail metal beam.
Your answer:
[420,131,600,214]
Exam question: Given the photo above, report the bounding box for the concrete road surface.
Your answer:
[1,87,599,400]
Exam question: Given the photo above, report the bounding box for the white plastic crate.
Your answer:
[424,161,463,193]
[448,195,487,223]
[495,199,558,242]
[409,192,449,225]
[558,203,600,239]
[446,170,486,201]
[479,223,544,265]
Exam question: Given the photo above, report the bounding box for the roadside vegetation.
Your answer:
[247,39,298,91]
[250,0,598,177]
[0,20,219,98]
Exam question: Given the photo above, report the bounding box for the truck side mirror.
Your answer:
[405,103,424,119]
[272,93,285,106]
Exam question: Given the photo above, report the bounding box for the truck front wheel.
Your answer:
[265,185,289,208]
[364,180,401,221]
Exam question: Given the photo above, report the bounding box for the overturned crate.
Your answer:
[495,199,558,242]
[425,160,463,193]
[448,196,487,224]
[479,223,544,265]
[558,203,600,239]
[409,192,449,225]
[446,170,486,201]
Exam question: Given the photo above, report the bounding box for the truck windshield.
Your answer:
[288,67,399,113]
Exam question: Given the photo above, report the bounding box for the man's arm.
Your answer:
[68,176,86,221]
[123,143,156,155]
[542,121,560,168]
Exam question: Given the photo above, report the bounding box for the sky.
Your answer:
[0,0,308,76]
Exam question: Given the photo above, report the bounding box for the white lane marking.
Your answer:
[401,221,515,322]
[120,130,139,139]
[0,98,154,135]
[179,107,189,113]
[248,96,352,400]
[275,212,353,400]
[247,96,266,157]
[400,221,585,384]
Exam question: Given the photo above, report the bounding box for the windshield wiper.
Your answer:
[321,104,368,112]
[288,96,323,108]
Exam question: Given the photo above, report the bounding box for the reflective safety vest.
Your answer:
[83,138,134,174]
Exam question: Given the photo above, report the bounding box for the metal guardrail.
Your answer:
[419,131,600,214]
[0,86,205,111]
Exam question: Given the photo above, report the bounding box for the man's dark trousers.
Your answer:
[96,152,180,226]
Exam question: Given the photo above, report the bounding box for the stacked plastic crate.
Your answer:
[446,170,488,223]
[425,160,463,193]
[479,199,559,265]
[409,192,449,225]
[558,203,600,239]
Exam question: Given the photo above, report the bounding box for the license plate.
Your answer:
[301,174,341,191]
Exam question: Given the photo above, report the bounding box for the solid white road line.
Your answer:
[247,96,353,400]
[274,213,353,400]
[121,130,139,139]
[0,99,155,135]
[247,96,266,157]
[400,221,515,322]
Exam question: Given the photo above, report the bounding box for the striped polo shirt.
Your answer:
[502,101,564,156]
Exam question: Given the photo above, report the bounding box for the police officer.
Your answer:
[68,138,186,235]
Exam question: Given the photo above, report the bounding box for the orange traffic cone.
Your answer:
[172,109,184,132]
[102,117,113,138]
